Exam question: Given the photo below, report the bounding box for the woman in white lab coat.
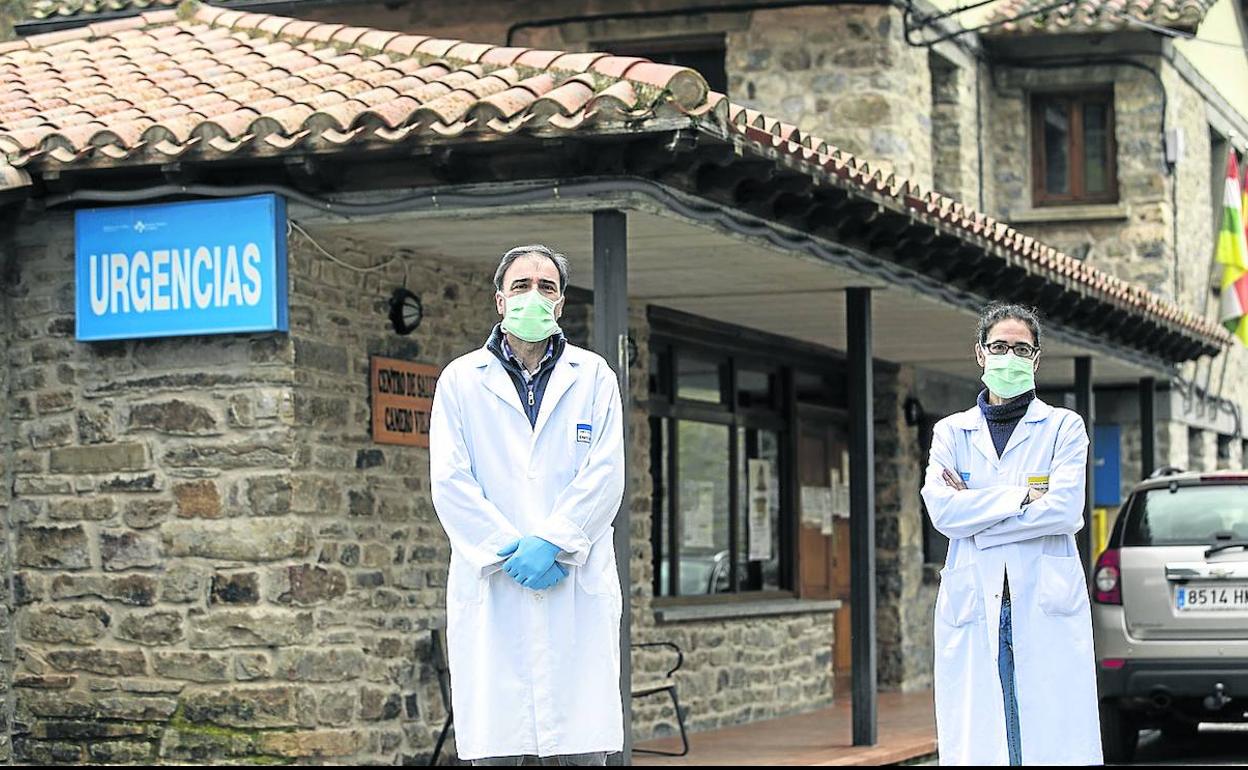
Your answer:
[921,303,1102,766]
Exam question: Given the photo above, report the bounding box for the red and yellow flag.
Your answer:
[1217,150,1248,345]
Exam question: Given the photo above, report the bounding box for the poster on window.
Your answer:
[680,480,716,549]
[833,450,852,519]
[747,459,773,562]
[822,473,838,534]
[801,485,832,532]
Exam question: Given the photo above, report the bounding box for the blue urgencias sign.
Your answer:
[75,194,288,341]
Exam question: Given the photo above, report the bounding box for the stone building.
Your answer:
[0,0,1244,764]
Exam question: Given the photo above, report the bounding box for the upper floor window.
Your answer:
[1031,91,1117,206]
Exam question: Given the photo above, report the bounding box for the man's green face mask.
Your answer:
[500,289,562,343]
[980,349,1036,400]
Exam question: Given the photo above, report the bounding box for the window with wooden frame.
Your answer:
[647,310,847,602]
[1031,90,1118,206]
[649,342,789,600]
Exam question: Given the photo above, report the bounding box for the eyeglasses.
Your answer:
[982,340,1040,359]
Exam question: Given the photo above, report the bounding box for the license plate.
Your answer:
[1175,584,1248,611]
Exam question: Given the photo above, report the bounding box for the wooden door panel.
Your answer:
[797,426,833,598]
[798,415,854,685]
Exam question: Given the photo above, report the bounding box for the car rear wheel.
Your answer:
[1099,700,1139,764]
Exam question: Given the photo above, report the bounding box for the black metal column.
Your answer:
[1139,377,1156,479]
[846,288,877,747]
[593,210,631,763]
[1074,357,1094,572]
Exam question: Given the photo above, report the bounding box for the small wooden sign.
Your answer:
[370,356,441,447]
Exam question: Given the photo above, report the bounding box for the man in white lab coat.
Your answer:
[429,244,626,765]
[921,303,1102,766]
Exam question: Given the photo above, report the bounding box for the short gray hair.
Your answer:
[493,244,569,293]
[976,302,1042,348]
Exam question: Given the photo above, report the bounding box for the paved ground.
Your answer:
[912,724,1248,765]
[634,690,937,765]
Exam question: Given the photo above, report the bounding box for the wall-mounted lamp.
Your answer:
[389,288,423,335]
[904,396,925,427]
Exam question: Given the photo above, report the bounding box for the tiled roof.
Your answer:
[0,3,713,168]
[0,2,1230,350]
[28,0,179,20]
[985,0,1217,35]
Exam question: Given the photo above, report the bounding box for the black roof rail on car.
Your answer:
[1147,465,1185,479]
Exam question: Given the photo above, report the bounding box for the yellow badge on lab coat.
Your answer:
[1026,474,1050,494]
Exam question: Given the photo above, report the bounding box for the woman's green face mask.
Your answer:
[500,289,562,342]
[980,349,1037,399]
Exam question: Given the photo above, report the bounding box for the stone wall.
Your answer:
[929,53,982,206]
[282,228,505,763]
[723,5,934,188]
[0,0,27,42]
[4,210,303,764]
[0,213,17,764]
[987,53,1248,487]
[874,364,935,693]
[0,209,846,762]
[986,61,1177,297]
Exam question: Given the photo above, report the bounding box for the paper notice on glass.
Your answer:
[802,485,833,535]
[821,476,836,535]
[681,480,716,549]
[803,486,823,529]
[831,468,851,519]
[747,459,773,562]
[838,449,848,516]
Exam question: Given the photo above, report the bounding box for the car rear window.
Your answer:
[1122,484,1248,546]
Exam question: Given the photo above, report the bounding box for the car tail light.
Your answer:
[1100,658,1126,670]
[1094,547,1121,605]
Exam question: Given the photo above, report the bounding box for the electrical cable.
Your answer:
[288,219,410,288]
[288,220,395,273]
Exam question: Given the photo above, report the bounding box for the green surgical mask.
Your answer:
[500,290,562,343]
[981,351,1036,400]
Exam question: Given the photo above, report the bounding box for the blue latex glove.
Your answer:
[526,561,570,591]
[498,537,567,589]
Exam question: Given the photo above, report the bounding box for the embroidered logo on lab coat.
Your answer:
[959,471,971,483]
[576,424,592,444]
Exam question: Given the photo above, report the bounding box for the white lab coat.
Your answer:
[429,340,625,760]
[921,397,1102,766]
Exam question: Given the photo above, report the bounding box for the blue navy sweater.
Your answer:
[485,324,566,428]
[977,388,1036,598]
[977,388,1036,458]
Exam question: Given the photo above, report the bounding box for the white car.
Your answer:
[1092,468,1248,762]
